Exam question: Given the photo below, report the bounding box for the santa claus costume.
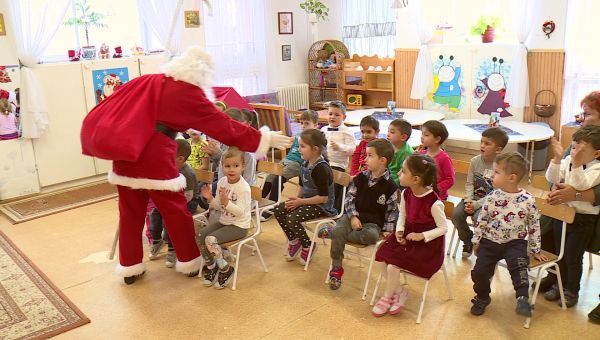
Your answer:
[81,46,290,284]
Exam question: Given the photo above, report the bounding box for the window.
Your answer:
[39,0,145,62]
[202,0,267,96]
[342,0,396,57]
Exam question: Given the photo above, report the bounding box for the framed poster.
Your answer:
[92,67,130,104]
[278,12,293,34]
[282,45,291,61]
[184,10,201,28]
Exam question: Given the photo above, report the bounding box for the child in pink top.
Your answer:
[417,120,454,200]
[0,98,18,140]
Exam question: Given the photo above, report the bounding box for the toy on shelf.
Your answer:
[113,46,123,58]
[99,43,110,59]
[131,45,145,56]
[68,49,80,62]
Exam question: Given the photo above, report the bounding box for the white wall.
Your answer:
[264,0,342,91]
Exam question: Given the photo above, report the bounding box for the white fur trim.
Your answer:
[116,262,146,277]
[108,171,187,191]
[161,46,214,91]
[256,130,272,158]
[175,255,202,274]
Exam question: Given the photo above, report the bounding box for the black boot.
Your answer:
[588,302,600,324]
[123,271,145,285]
[532,274,556,292]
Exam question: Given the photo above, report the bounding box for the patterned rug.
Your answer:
[0,182,117,224]
[0,229,90,339]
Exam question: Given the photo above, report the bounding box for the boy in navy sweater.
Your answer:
[321,138,399,290]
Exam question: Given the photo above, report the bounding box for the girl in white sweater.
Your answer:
[198,147,251,289]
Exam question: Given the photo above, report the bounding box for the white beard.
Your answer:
[104,85,114,97]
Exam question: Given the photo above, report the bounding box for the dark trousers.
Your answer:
[262,176,288,201]
[331,166,345,213]
[551,214,596,294]
[472,238,529,299]
[273,202,327,248]
[450,199,481,245]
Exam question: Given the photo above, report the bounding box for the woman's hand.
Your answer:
[547,183,577,205]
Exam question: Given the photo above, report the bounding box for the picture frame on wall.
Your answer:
[184,10,201,28]
[0,14,6,36]
[282,45,291,61]
[278,12,293,34]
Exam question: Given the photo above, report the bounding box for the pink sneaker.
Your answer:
[298,243,317,265]
[372,296,393,317]
[286,239,302,261]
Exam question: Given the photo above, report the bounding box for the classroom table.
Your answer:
[441,119,556,181]
[317,108,445,127]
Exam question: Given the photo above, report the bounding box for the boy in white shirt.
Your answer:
[544,124,600,307]
[320,100,356,211]
[198,147,252,289]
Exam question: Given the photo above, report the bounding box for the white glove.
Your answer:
[256,130,292,158]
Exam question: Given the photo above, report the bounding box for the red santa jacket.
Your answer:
[81,74,262,191]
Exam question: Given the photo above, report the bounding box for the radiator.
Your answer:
[276,83,309,110]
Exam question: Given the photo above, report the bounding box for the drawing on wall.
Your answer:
[473,56,512,117]
[92,67,129,104]
[429,55,464,113]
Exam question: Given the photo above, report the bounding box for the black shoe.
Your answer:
[187,270,199,278]
[202,264,219,287]
[532,274,556,292]
[588,302,600,324]
[561,290,579,308]
[260,210,274,222]
[462,243,473,258]
[470,296,491,316]
[123,271,146,285]
[516,296,533,317]
[215,266,235,289]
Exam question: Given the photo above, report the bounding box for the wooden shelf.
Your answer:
[366,88,393,92]
[365,71,393,75]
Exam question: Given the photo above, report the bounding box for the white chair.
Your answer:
[218,186,269,290]
[300,170,352,271]
[366,200,455,324]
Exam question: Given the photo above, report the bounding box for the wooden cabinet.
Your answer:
[307,40,350,110]
[342,55,395,109]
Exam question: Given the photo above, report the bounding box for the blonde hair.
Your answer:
[223,147,245,164]
[0,99,10,115]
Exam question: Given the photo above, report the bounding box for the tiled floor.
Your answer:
[1,171,600,339]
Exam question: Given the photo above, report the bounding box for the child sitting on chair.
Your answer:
[186,129,209,170]
[261,110,319,220]
[418,120,454,200]
[372,154,447,317]
[543,124,600,307]
[452,127,508,258]
[274,129,337,265]
[198,147,252,289]
[471,152,546,317]
[324,139,398,290]
[350,116,380,176]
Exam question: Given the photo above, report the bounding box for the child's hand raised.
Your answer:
[395,231,407,245]
[200,184,213,201]
[218,187,229,206]
[550,138,564,163]
[201,140,220,155]
[533,252,548,262]
[406,232,425,242]
[331,140,340,151]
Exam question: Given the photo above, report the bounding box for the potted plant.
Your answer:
[64,0,107,59]
[300,0,330,23]
[470,16,500,43]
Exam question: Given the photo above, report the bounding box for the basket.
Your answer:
[534,90,556,118]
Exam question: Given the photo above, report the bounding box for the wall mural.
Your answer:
[92,67,130,104]
[427,54,466,116]
[473,56,512,117]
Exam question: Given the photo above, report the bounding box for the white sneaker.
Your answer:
[165,250,176,268]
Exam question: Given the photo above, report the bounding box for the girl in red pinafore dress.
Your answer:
[372,154,448,317]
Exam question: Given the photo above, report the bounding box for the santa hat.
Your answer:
[161,46,215,101]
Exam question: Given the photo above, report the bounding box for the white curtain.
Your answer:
[505,0,536,109]
[136,0,183,56]
[7,0,72,139]
[409,0,433,100]
[342,0,396,57]
[202,0,266,96]
[562,0,600,124]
